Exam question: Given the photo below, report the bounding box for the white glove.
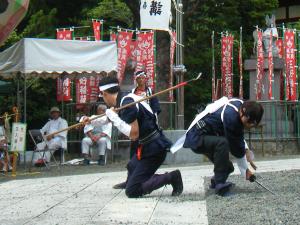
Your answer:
[106,108,131,137]
[236,155,248,178]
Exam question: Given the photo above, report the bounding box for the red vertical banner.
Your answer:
[221,35,234,98]
[268,32,274,100]
[256,30,264,100]
[57,77,72,102]
[110,31,117,42]
[92,19,101,41]
[284,30,297,101]
[169,31,176,102]
[56,28,73,40]
[129,40,137,69]
[89,76,100,103]
[276,39,284,100]
[136,31,155,90]
[76,77,90,104]
[238,27,243,99]
[56,28,73,102]
[117,31,133,83]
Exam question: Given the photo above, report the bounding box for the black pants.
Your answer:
[192,135,234,184]
[129,140,139,159]
[125,151,167,198]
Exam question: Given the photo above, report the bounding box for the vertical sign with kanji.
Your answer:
[256,30,264,100]
[10,123,27,152]
[136,31,155,90]
[140,0,171,31]
[276,39,284,100]
[117,31,133,83]
[76,76,89,104]
[284,30,297,101]
[268,32,274,100]
[221,35,234,98]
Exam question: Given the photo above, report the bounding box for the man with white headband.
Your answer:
[90,76,183,198]
[113,70,162,189]
[171,97,264,196]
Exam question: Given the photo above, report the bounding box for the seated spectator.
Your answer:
[34,107,68,165]
[0,136,12,172]
[81,104,112,166]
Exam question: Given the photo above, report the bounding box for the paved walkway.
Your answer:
[1,158,300,225]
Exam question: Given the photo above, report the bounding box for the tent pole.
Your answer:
[24,73,26,123]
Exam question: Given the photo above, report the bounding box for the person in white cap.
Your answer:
[81,104,112,166]
[34,107,68,165]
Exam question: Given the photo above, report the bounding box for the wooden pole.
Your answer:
[45,73,202,139]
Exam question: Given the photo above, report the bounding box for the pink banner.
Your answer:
[56,29,73,40]
[92,20,101,41]
[136,31,155,90]
[57,77,72,102]
[256,30,264,100]
[117,31,133,83]
[276,39,284,100]
[221,35,234,98]
[268,32,274,100]
[169,31,176,102]
[284,30,297,101]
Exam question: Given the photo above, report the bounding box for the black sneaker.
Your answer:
[98,156,105,166]
[83,158,90,166]
[209,177,216,189]
[215,182,234,196]
[170,170,183,196]
[113,181,126,189]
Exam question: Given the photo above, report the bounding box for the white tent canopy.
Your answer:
[0,38,117,78]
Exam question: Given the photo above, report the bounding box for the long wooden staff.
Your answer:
[45,73,202,139]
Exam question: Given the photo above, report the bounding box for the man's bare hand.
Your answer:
[46,134,54,141]
[246,149,257,170]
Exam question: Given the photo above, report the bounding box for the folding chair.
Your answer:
[28,129,60,170]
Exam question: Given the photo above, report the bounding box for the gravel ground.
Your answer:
[205,170,300,225]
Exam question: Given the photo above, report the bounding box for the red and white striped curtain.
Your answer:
[256,30,264,100]
[136,31,155,90]
[284,30,297,101]
[221,35,234,98]
[117,31,133,83]
[92,19,101,41]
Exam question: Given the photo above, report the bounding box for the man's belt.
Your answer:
[139,129,160,145]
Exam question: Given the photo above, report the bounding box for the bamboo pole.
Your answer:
[45,73,202,139]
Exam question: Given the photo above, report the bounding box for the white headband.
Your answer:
[99,83,119,91]
[135,72,146,78]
